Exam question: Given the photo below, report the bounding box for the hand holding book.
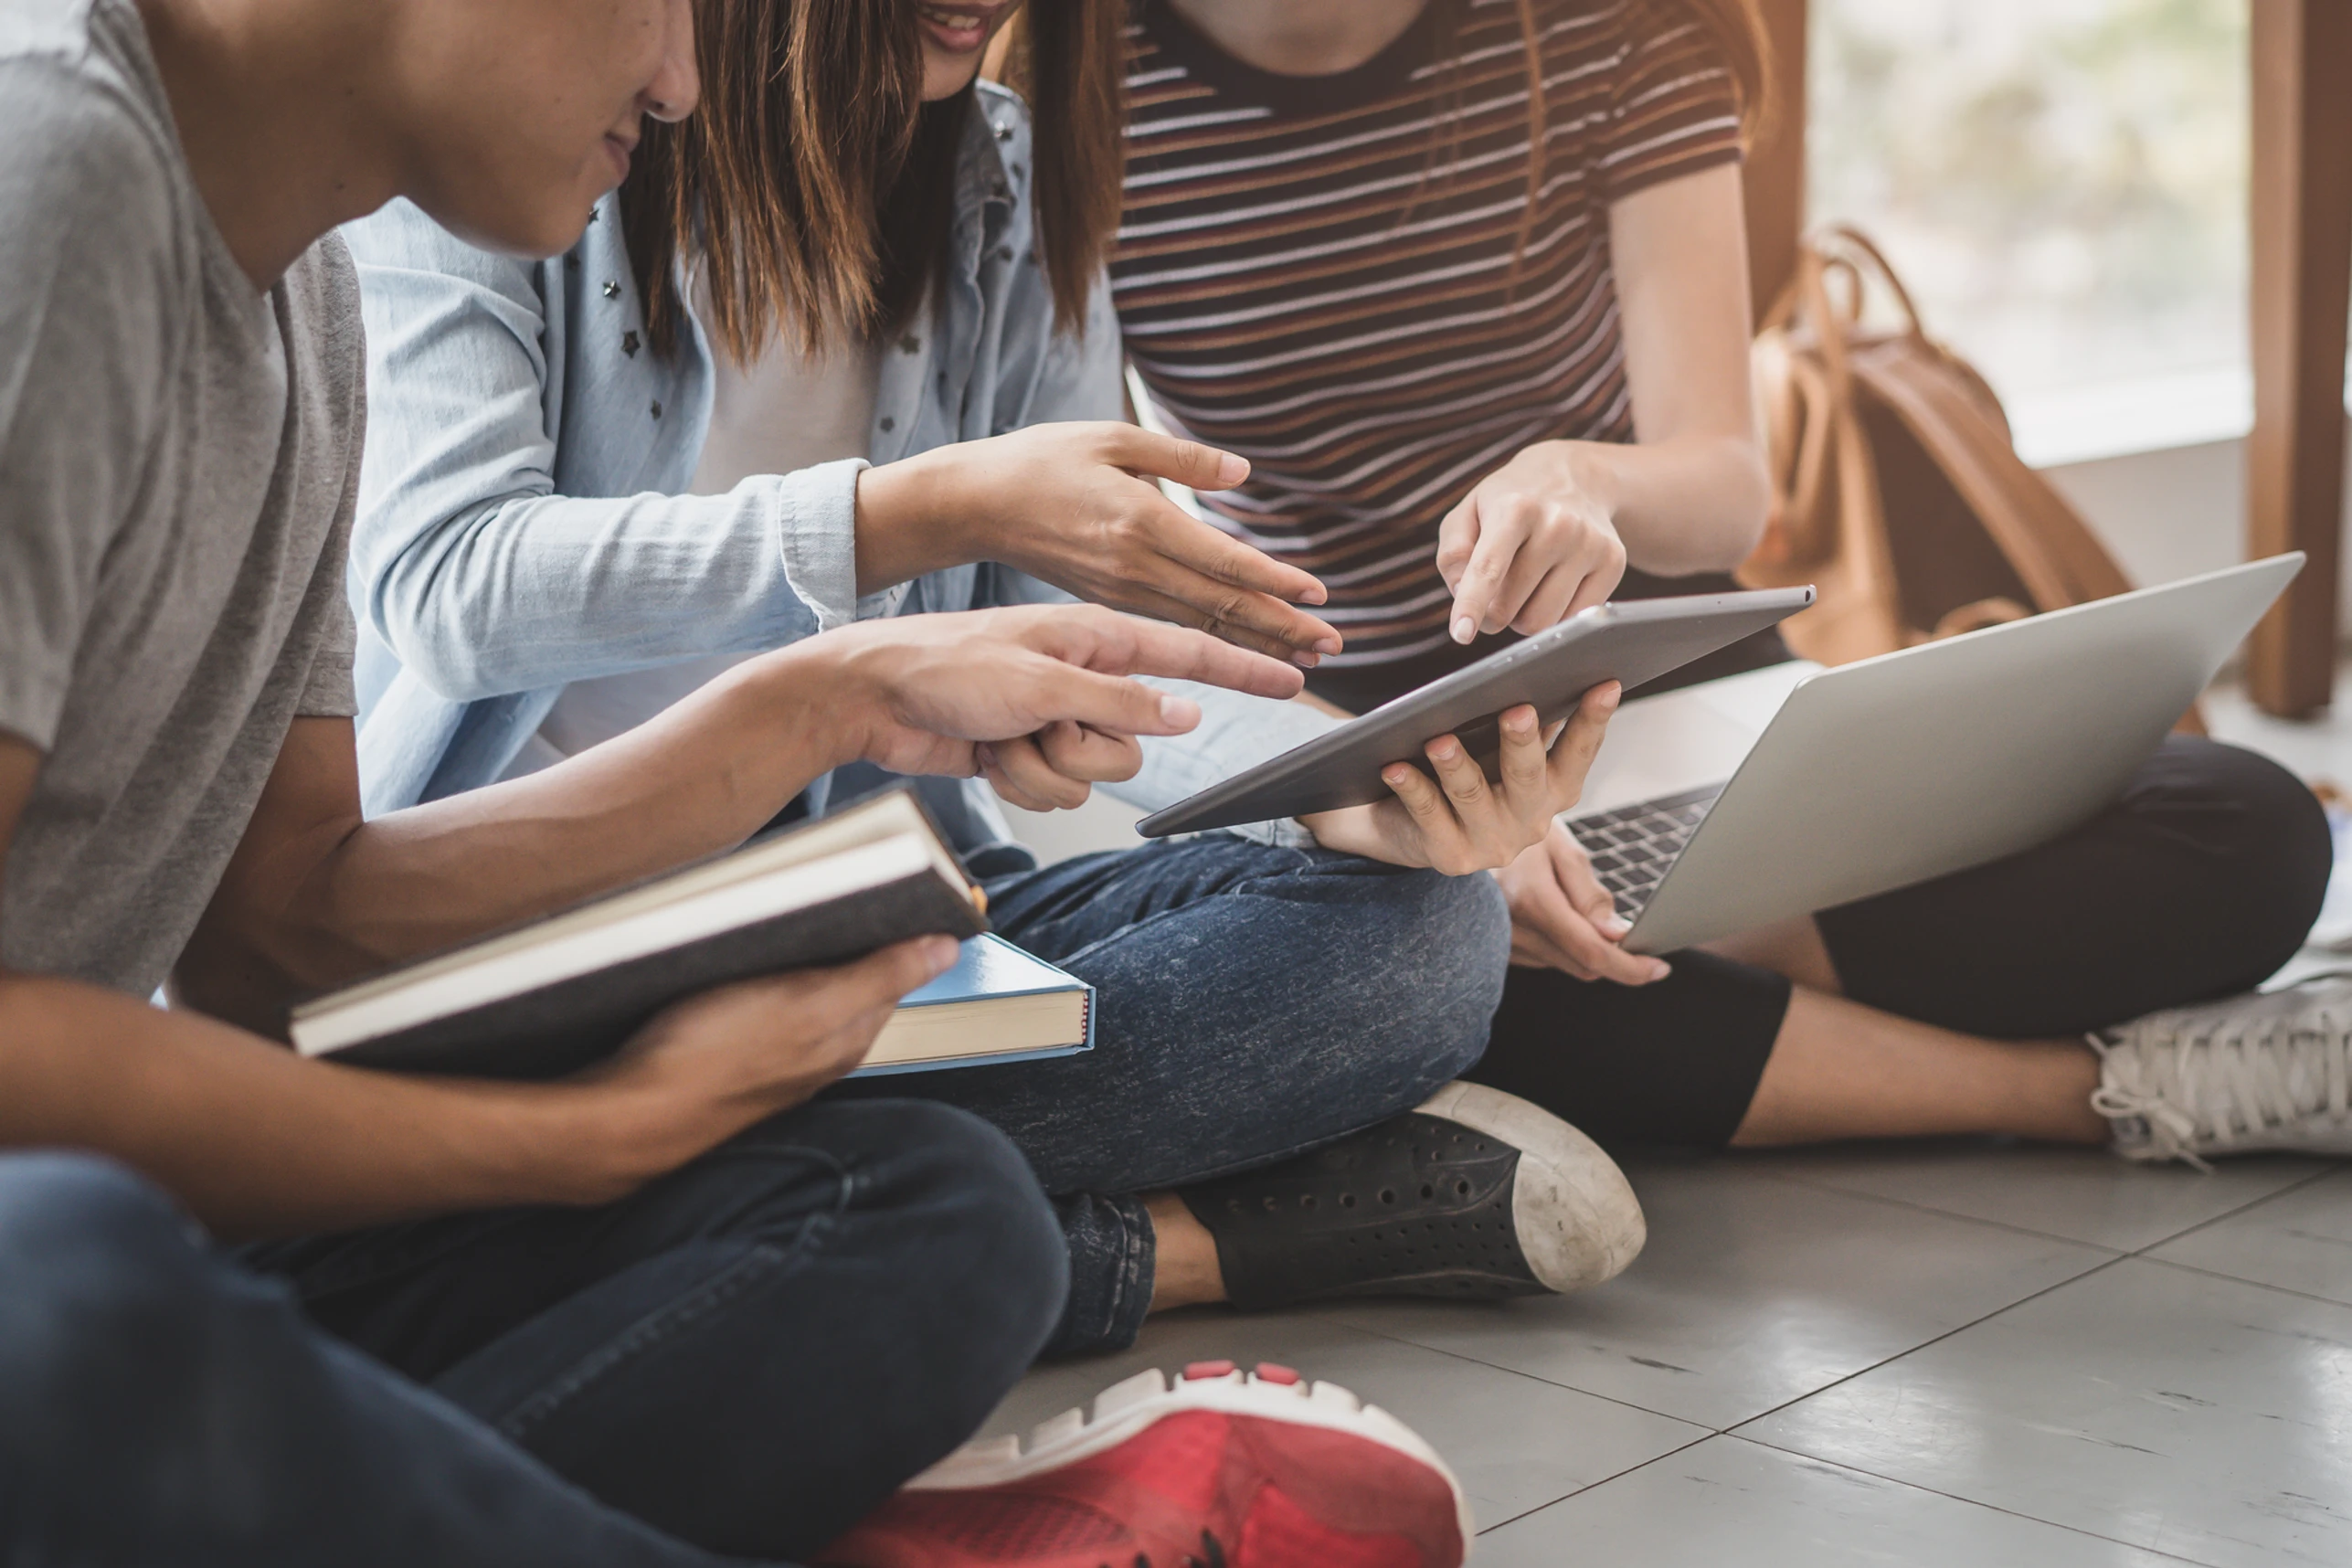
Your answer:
[565,933,961,1192]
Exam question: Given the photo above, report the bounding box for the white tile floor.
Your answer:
[980,668,2352,1564]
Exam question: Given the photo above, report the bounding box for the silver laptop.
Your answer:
[1571,555,2304,956]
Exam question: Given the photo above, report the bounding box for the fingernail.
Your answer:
[1452,616,1476,644]
[1216,452,1248,485]
[1648,960,1672,980]
[923,937,959,971]
[1157,694,1201,728]
[1292,651,1321,668]
[1602,915,1631,937]
[1431,740,1459,761]
[1316,636,1342,654]
[1383,767,1410,786]
[1505,710,1534,735]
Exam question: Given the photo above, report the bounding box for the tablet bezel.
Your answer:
[1136,587,1815,837]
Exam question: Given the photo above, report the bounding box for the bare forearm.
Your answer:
[1567,434,1770,578]
[303,650,864,978]
[0,973,607,1238]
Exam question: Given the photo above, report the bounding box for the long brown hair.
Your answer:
[623,0,1127,361]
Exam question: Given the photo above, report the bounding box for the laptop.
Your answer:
[1573,554,2304,956]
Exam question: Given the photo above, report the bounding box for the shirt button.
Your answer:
[601,280,620,299]
[996,246,1014,262]
[995,124,1013,142]
[621,330,641,357]
[651,400,663,419]
[1009,163,1023,179]
[899,334,922,354]
[879,416,896,432]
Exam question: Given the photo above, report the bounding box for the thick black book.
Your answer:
[290,789,990,1079]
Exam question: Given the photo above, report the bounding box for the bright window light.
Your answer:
[1808,0,2250,440]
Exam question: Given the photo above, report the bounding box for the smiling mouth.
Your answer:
[916,1,1002,53]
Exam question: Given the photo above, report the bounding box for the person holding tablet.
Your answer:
[350,0,1653,1364]
[1110,0,2338,1165]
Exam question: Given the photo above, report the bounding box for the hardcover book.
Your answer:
[288,788,1067,1079]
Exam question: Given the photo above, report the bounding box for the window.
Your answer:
[1807,0,2253,462]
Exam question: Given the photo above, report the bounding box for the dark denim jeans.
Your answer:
[12,839,1504,1563]
[0,1107,1064,1564]
[832,832,1511,1356]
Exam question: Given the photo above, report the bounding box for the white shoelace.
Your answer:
[2092,976,2352,1167]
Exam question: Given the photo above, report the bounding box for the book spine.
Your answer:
[328,871,986,1079]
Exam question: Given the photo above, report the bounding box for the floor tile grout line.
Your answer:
[1719,1432,2230,1568]
[1301,1308,1715,1433]
[1722,1251,2134,1436]
[1734,1165,2139,1253]
[2135,1250,2352,1312]
[2122,1163,2343,1259]
[1743,1159,2340,1258]
[1472,1429,1720,1536]
[1314,1241,2127,1442]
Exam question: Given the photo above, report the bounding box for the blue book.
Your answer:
[850,934,1096,1077]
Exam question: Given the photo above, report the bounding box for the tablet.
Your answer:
[1136,586,1815,837]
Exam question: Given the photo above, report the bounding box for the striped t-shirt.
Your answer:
[1113,0,1758,705]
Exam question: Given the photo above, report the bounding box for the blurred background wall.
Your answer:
[1805,0,2352,615]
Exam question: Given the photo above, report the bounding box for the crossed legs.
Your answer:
[1474,737,2331,1152]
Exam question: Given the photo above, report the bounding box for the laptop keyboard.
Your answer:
[1564,784,1726,920]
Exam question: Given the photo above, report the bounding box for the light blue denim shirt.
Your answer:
[346,83,1334,853]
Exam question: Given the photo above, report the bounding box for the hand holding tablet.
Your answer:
[1300,682,1625,875]
[1137,588,1814,838]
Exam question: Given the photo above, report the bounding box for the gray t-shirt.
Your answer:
[0,0,360,997]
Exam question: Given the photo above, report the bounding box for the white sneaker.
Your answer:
[2091,974,2352,1167]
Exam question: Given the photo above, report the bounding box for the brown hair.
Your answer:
[622,0,1128,362]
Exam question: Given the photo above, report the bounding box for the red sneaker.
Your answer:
[816,1361,1470,1568]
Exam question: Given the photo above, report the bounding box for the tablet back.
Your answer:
[1138,587,1814,836]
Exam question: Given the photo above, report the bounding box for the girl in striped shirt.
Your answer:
[1114,0,2336,1168]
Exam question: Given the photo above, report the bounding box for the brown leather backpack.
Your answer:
[1739,226,2146,667]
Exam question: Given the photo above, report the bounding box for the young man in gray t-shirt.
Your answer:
[0,3,1393,1563]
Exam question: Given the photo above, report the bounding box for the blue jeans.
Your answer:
[0,1106,1064,1564]
[833,832,1512,1356]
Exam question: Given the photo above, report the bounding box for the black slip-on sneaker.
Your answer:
[1179,1082,1645,1308]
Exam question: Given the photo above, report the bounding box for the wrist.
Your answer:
[500,1082,679,1205]
[855,449,979,590]
[1543,440,1624,519]
[1295,802,1415,868]
[733,641,870,777]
